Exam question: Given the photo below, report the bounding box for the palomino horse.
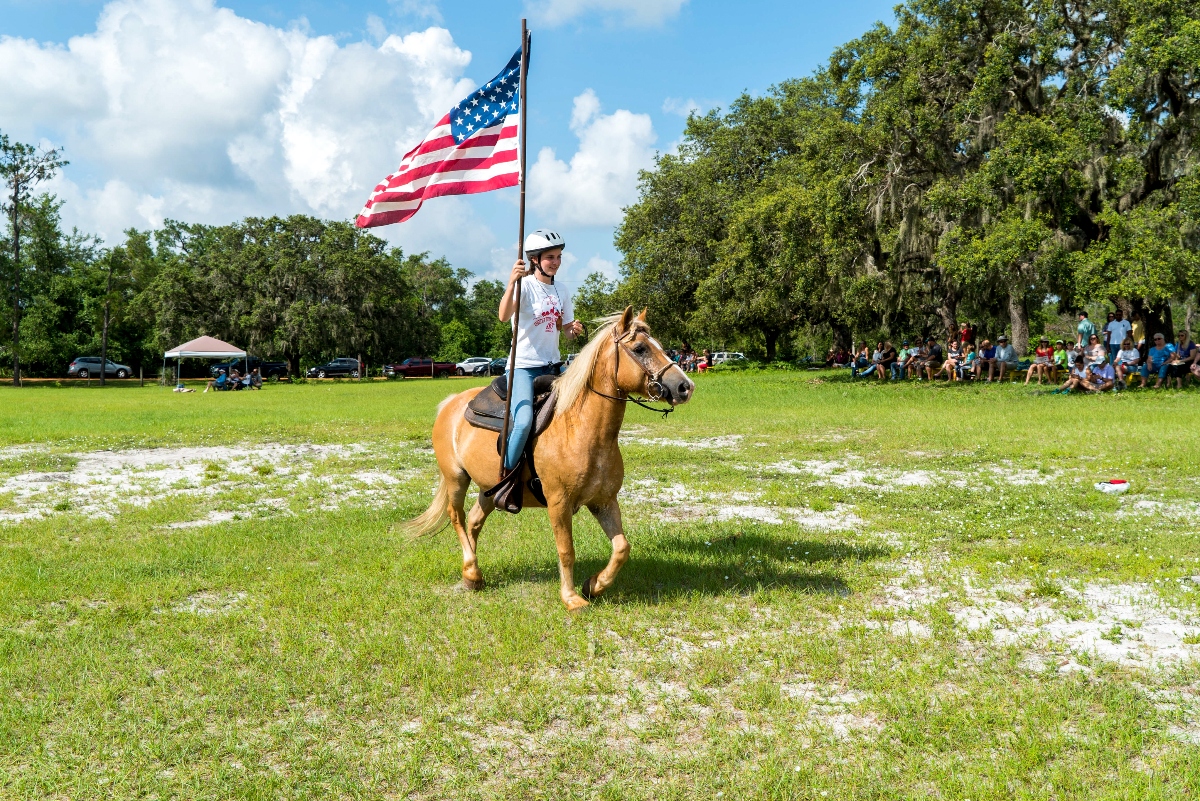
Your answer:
[406,307,695,611]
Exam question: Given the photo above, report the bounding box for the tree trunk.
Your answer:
[763,329,778,362]
[831,321,852,352]
[1007,288,1030,356]
[98,263,114,387]
[10,189,20,387]
[1132,298,1174,346]
[936,292,958,342]
[288,353,300,379]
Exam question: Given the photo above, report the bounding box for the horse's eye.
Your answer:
[633,343,648,354]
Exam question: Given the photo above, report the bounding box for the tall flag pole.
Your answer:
[499,19,530,480]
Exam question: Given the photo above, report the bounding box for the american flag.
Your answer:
[355,47,523,228]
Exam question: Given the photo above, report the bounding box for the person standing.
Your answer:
[959,321,975,347]
[1076,311,1097,347]
[497,230,583,473]
[1104,310,1131,366]
[1130,311,1146,351]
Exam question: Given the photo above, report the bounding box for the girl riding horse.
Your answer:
[406,234,695,610]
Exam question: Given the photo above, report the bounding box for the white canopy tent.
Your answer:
[163,336,247,386]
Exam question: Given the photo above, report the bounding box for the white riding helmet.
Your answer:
[523,229,565,258]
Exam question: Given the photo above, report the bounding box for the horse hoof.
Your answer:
[456,577,485,592]
[564,595,590,613]
[580,575,600,600]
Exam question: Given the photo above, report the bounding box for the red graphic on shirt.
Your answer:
[533,294,563,333]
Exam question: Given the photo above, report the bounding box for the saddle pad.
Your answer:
[465,381,558,435]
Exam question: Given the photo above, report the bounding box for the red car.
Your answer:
[384,358,457,378]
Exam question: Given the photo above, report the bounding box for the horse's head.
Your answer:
[612,306,695,405]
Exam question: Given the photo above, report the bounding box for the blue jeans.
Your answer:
[504,364,557,470]
[1140,362,1169,381]
[890,362,905,380]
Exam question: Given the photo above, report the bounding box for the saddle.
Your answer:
[464,373,559,435]
[465,372,560,514]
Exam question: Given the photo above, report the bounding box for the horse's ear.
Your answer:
[618,306,634,333]
[636,308,648,324]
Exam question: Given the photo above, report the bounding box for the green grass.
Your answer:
[2,374,1200,799]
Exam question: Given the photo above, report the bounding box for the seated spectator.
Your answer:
[1084,355,1116,392]
[1114,338,1141,388]
[204,369,229,393]
[891,341,911,380]
[859,341,885,378]
[1026,337,1053,385]
[937,340,963,381]
[851,342,870,378]
[922,337,944,381]
[1084,334,1105,366]
[248,368,262,390]
[958,344,976,381]
[994,335,1019,380]
[702,348,713,370]
[879,341,898,380]
[1140,333,1175,388]
[1051,340,1069,381]
[1171,330,1199,388]
[907,342,929,379]
[1066,343,1084,371]
[1053,356,1091,394]
[973,339,996,381]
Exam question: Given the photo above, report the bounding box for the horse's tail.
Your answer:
[403,476,450,538]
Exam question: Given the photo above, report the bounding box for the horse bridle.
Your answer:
[586,326,676,417]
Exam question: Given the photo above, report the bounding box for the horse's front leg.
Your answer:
[581,500,630,600]
[548,499,589,612]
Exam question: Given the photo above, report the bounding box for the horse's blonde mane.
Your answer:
[555,312,649,417]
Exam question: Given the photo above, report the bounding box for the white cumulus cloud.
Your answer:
[528,89,656,228]
[527,0,688,26]
[0,0,498,267]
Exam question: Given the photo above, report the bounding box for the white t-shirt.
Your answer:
[510,278,574,368]
[1105,319,1131,344]
[1117,348,1140,365]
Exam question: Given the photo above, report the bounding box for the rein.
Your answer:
[586,327,676,418]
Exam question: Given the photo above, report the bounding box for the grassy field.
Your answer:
[3,373,1200,799]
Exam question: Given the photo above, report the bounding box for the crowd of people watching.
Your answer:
[665,343,704,372]
[203,367,263,393]
[821,311,1200,392]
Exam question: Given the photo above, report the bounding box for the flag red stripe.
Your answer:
[397,122,517,175]
[356,173,519,228]
[380,146,517,192]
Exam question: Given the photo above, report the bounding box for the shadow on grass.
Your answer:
[483,531,891,605]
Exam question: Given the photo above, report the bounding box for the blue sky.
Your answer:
[0,0,897,293]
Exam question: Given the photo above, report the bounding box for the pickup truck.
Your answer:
[209,357,289,379]
[384,358,457,379]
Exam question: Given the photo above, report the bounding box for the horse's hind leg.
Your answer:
[445,472,484,591]
[581,500,630,600]
[459,492,495,590]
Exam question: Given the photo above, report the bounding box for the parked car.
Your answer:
[456,356,491,376]
[485,357,508,376]
[306,357,361,379]
[67,356,132,379]
[209,357,289,379]
[383,358,457,379]
[711,351,746,365]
